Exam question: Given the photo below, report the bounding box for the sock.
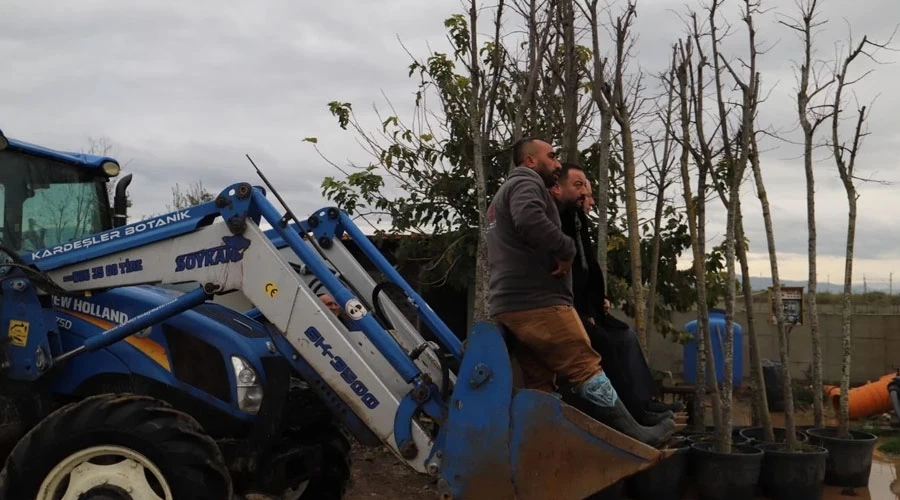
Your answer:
[576,371,619,408]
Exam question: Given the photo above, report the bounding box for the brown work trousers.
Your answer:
[494,304,602,393]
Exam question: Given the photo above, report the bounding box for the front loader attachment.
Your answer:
[431,322,670,500]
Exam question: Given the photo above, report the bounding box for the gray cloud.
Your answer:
[1,0,897,281]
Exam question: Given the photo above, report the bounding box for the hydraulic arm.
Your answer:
[10,181,669,499]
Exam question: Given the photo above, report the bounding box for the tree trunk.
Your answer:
[795,2,825,424]
[646,80,676,349]
[621,125,647,355]
[695,182,712,432]
[674,43,709,431]
[468,0,491,322]
[750,137,798,450]
[585,0,612,289]
[793,0,826,426]
[595,112,612,289]
[511,0,551,166]
[718,175,739,453]
[838,193,856,438]
[472,231,490,321]
[735,201,773,440]
[608,3,645,353]
[560,0,579,162]
[807,140,824,427]
[646,186,665,350]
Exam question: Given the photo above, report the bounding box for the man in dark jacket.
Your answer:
[551,163,681,426]
[486,138,674,447]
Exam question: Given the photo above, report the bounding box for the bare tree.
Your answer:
[748,130,799,449]
[466,0,507,322]
[644,68,678,345]
[680,9,726,436]
[829,28,896,437]
[167,181,214,211]
[580,0,614,289]
[84,136,133,211]
[608,1,650,353]
[673,36,714,432]
[510,0,555,148]
[559,0,580,161]
[777,0,833,428]
[712,0,766,453]
[686,1,773,440]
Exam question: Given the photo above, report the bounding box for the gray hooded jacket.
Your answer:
[486,166,577,317]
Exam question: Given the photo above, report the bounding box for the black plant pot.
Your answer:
[625,438,691,500]
[687,432,750,446]
[739,425,810,445]
[757,442,829,500]
[805,427,877,487]
[677,425,748,441]
[690,442,764,500]
[680,427,749,481]
[797,424,815,436]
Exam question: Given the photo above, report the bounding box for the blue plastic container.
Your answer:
[683,309,743,387]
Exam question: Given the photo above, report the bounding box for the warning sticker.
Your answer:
[8,320,29,347]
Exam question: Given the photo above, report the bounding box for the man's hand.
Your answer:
[552,258,572,277]
[604,299,611,314]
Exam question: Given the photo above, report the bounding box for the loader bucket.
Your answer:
[431,321,670,500]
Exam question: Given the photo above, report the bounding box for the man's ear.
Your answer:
[549,184,561,197]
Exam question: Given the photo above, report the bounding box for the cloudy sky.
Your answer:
[1,0,898,287]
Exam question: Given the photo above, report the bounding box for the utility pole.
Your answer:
[891,272,893,296]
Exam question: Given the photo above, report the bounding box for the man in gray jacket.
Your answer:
[486,137,674,446]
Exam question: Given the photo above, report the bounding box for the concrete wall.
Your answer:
[643,306,900,386]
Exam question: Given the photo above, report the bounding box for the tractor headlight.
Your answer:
[231,355,263,414]
[101,161,120,177]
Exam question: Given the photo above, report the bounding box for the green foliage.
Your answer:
[316,34,489,289]
[314,9,702,326]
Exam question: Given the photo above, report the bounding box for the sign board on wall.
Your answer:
[768,286,804,326]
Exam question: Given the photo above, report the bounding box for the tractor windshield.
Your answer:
[0,148,111,255]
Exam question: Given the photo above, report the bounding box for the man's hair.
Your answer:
[512,137,540,166]
[558,162,584,182]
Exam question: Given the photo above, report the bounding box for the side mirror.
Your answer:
[113,173,133,228]
[0,129,8,151]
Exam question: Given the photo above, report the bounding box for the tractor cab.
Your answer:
[0,128,132,257]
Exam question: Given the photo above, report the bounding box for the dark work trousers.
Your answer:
[583,313,657,418]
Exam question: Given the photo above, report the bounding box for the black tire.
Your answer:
[297,424,352,500]
[0,393,232,500]
[264,386,352,499]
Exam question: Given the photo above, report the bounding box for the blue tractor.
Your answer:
[0,128,672,500]
[0,130,351,499]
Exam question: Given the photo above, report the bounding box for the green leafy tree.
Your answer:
[311,5,708,336]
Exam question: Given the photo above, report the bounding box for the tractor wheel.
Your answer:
[0,393,232,500]
[293,425,352,500]
[267,386,352,500]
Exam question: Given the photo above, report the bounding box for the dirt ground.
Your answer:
[339,391,757,499]
[339,387,900,500]
[344,444,437,499]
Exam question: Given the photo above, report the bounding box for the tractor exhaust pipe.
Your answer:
[113,173,133,227]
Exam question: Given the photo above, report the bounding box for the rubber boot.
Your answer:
[637,408,675,427]
[577,372,675,447]
[647,399,684,414]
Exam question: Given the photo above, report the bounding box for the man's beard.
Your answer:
[536,162,559,187]
[561,194,585,210]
